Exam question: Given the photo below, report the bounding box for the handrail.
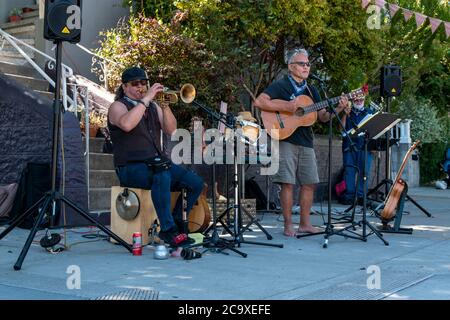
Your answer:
[75,43,124,90]
[0,27,75,109]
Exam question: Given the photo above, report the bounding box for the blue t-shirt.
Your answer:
[263,75,321,148]
[342,107,373,152]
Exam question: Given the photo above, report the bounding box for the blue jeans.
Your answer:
[116,162,204,232]
[343,150,372,201]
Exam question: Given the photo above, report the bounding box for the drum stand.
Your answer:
[187,101,283,256]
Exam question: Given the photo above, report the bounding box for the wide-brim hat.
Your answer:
[121,67,149,83]
[238,111,257,122]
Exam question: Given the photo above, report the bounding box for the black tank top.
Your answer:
[108,97,162,167]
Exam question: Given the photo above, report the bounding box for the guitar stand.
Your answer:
[375,183,413,234]
[369,179,432,218]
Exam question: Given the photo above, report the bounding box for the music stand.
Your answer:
[347,112,402,245]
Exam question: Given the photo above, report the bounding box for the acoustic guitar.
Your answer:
[380,140,420,221]
[170,185,211,234]
[187,184,211,233]
[261,85,369,140]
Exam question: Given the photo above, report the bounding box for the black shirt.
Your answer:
[108,97,162,167]
[263,75,321,148]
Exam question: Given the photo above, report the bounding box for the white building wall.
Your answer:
[35,0,129,84]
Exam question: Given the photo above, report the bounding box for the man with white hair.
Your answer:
[254,49,348,237]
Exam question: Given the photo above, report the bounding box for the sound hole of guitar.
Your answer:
[295,108,305,117]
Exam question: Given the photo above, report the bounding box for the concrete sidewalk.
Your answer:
[0,187,449,300]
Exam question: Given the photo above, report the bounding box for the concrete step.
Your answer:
[0,17,38,31]
[0,61,41,78]
[82,137,106,153]
[21,10,39,20]
[0,56,28,65]
[89,170,119,188]
[1,24,36,39]
[0,49,35,60]
[89,188,112,212]
[34,90,54,100]
[1,38,35,48]
[89,152,115,170]
[3,73,48,91]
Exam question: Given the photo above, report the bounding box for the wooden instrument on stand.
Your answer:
[380,140,420,221]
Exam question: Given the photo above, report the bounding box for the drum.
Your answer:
[224,118,261,146]
[238,120,261,146]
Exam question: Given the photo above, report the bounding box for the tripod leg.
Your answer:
[61,195,132,252]
[405,195,432,217]
[14,196,52,270]
[239,207,273,240]
[204,206,234,236]
[0,195,47,240]
[366,221,389,246]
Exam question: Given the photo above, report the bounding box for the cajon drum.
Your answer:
[110,186,159,245]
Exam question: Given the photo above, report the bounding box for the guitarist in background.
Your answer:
[254,48,348,237]
[339,96,374,205]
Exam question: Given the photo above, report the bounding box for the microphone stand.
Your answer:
[296,79,362,248]
[187,99,283,256]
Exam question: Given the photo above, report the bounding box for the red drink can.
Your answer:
[132,232,142,256]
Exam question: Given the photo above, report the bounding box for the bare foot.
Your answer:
[297,225,321,234]
[283,225,296,237]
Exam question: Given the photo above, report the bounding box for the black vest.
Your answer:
[108,97,162,167]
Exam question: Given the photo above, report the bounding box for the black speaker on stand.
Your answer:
[370,65,403,197]
[44,0,82,43]
[368,65,432,219]
[380,65,402,98]
[0,0,132,271]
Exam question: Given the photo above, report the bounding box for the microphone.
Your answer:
[309,73,326,82]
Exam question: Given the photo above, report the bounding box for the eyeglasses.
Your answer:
[290,61,311,67]
[129,80,148,87]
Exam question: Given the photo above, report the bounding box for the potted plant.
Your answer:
[8,8,22,22]
[80,112,107,137]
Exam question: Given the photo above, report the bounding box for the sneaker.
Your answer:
[158,226,188,248]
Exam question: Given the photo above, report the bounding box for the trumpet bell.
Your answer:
[180,83,196,104]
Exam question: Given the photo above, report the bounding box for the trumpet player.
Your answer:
[108,66,204,247]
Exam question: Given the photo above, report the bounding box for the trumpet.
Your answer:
[154,83,196,105]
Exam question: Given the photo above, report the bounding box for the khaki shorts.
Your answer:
[272,141,319,185]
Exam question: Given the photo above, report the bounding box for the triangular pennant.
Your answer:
[445,22,450,38]
[389,3,400,17]
[415,13,427,29]
[361,0,371,9]
[403,9,413,22]
[429,18,442,34]
[375,0,386,8]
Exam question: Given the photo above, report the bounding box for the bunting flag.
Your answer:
[389,3,400,18]
[361,0,370,9]
[429,17,442,34]
[415,13,427,29]
[403,9,413,22]
[375,0,386,8]
[369,0,449,36]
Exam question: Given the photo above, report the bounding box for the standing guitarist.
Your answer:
[254,48,348,237]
